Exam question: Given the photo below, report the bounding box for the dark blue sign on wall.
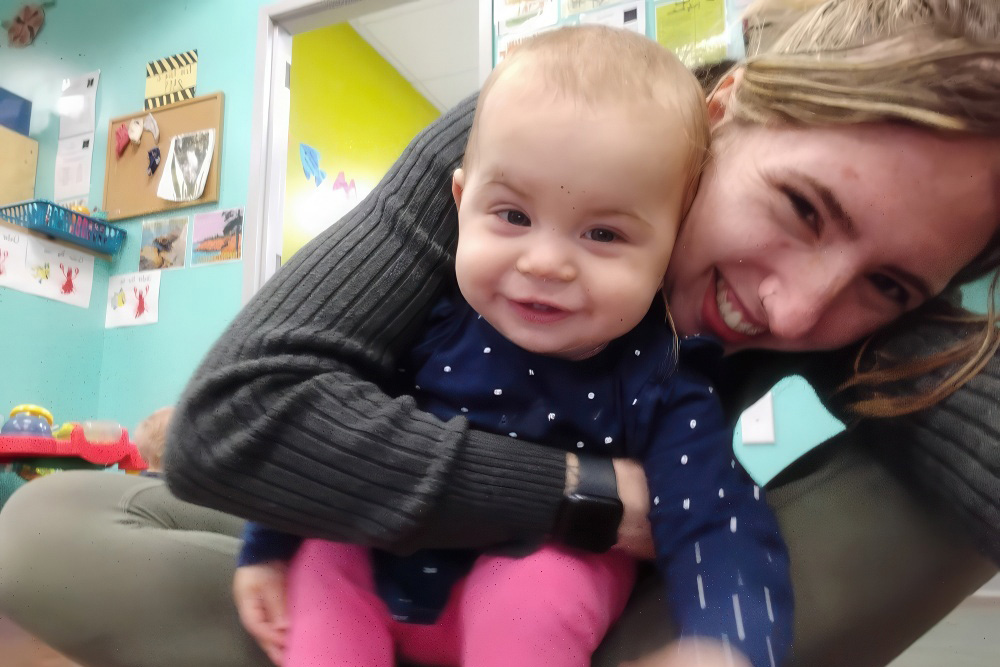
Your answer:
[0,88,32,136]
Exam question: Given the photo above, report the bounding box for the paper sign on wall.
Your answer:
[145,50,198,110]
[192,208,243,265]
[106,270,161,328]
[0,226,32,291]
[22,236,95,308]
[578,1,646,32]
[54,133,95,202]
[58,70,100,139]
[655,0,728,67]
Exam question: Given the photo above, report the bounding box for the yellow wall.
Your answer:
[283,23,441,260]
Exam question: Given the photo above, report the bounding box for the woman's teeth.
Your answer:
[716,278,766,336]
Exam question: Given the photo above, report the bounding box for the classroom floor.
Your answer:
[1,598,998,666]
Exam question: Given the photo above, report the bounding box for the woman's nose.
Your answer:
[515,238,576,282]
[759,263,853,341]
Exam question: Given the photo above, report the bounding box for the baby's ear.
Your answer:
[452,168,466,208]
[706,68,744,128]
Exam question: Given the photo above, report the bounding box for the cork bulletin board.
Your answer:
[102,92,223,221]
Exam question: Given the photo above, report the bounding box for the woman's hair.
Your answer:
[728,0,1000,417]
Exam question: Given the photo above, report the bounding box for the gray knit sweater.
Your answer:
[164,95,1000,563]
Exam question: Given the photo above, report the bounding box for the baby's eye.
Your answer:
[499,210,530,226]
[585,228,618,243]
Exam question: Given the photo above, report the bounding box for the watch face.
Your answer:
[567,493,624,553]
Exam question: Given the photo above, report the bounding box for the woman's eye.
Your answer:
[498,210,530,226]
[869,273,909,306]
[585,228,618,243]
[783,187,821,234]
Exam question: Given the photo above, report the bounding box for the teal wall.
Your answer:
[0,0,267,431]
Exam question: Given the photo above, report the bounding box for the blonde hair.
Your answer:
[466,25,710,215]
[727,0,1000,417]
[135,406,174,472]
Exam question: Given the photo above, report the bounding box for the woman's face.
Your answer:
[664,122,999,354]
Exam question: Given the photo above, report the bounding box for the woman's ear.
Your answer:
[706,68,744,129]
[452,168,465,209]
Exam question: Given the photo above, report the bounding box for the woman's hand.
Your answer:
[233,561,290,666]
[620,638,753,667]
[612,458,655,559]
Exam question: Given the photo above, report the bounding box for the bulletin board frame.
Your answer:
[102,92,224,221]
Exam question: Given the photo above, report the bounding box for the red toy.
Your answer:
[0,423,147,471]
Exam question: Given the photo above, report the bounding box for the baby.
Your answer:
[238,25,791,667]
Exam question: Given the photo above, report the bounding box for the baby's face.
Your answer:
[453,77,691,360]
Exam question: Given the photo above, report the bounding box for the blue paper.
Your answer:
[300,143,326,186]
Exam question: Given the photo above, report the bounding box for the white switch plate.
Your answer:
[740,391,775,445]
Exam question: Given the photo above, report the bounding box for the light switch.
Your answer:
[740,391,775,445]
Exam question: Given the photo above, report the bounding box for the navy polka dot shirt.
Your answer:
[241,290,792,666]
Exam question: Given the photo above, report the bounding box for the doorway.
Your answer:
[242,0,492,302]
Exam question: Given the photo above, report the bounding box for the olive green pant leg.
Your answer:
[0,470,271,667]
[592,436,997,667]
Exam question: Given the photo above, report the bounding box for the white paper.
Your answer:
[740,391,776,445]
[54,133,94,202]
[22,236,95,309]
[0,226,33,292]
[495,0,557,36]
[578,1,646,33]
[156,129,215,202]
[58,70,100,139]
[106,270,161,328]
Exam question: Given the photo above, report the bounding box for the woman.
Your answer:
[1,1,998,666]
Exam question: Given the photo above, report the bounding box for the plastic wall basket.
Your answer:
[0,200,126,255]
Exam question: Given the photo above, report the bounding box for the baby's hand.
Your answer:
[620,638,753,667]
[233,561,290,666]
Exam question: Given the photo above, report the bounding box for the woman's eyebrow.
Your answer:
[801,174,857,239]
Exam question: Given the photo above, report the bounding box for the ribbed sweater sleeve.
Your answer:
[164,95,565,554]
[801,314,1000,564]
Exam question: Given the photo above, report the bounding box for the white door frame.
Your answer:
[243,0,494,303]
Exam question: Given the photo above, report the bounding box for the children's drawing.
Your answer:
[22,236,95,308]
[192,208,243,265]
[59,263,79,294]
[0,229,32,291]
[106,271,160,328]
[300,143,326,186]
[330,171,357,199]
[134,285,149,318]
[140,216,188,270]
[31,261,50,284]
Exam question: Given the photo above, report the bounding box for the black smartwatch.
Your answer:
[551,455,623,553]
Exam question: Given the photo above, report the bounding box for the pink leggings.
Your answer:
[285,539,636,667]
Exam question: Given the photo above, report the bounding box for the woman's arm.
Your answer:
[164,96,568,554]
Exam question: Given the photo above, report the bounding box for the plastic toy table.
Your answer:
[0,425,147,471]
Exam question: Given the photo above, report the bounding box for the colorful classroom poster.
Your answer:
[561,0,623,19]
[139,216,188,271]
[655,0,728,67]
[578,1,646,32]
[192,208,243,265]
[0,226,32,292]
[495,0,557,36]
[145,50,198,110]
[22,236,95,308]
[106,270,161,328]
